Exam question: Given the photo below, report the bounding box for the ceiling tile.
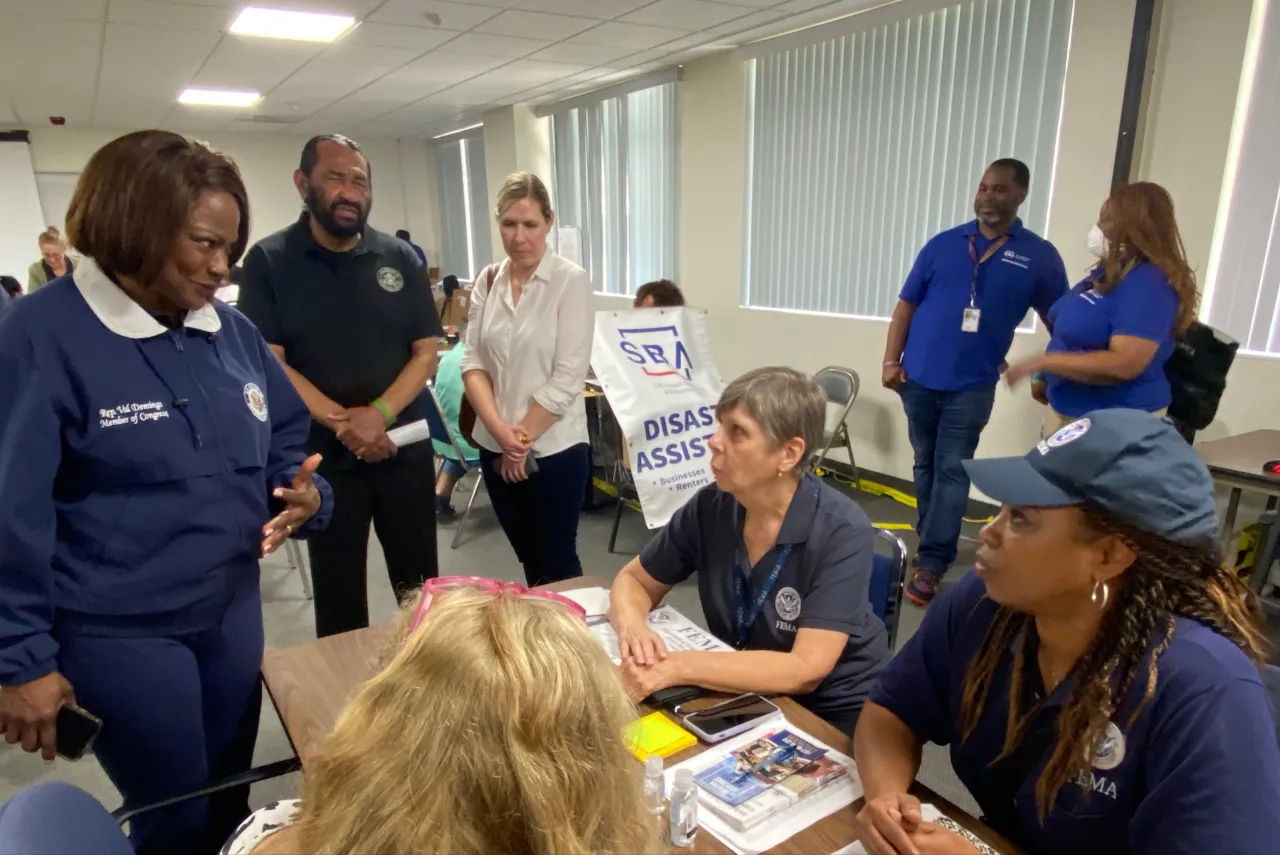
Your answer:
[96,24,221,123]
[224,119,292,134]
[568,21,690,50]
[513,0,653,18]
[0,0,105,21]
[287,41,425,88]
[772,0,842,10]
[487,58,594,84]
[602,48,670,68]
[161,104,235,132]
[387,51,509,90]
[706,8,787,36]
[621,0,753,30]
[255,84,339,117]
[368,0,504,31]
[474,10,598,40]
[193,36,324,91]
[0,18,102,55]
[527,41,635,66]
[107,0,233,29]
[445,32,552,59]
[342,22,461,50]
[651,32,717,52]
[710,0,784,6]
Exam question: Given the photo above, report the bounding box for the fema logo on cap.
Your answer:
[1046,417,1091,449]
[1092,722,1126,771]
[243,383,268,422]
[376,266,404,293]
[774,587,802,622]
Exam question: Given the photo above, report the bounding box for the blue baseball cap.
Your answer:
[963,409,1219,547]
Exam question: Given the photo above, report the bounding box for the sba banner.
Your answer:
[592,308,725,529]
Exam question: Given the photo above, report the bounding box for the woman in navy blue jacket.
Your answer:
[0,131,332,855]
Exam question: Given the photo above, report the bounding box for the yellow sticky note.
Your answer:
[625,712,697,762]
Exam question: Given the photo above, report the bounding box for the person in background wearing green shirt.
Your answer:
[433,341,478,518]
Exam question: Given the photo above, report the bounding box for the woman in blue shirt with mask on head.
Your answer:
[0,131,332,855]
[852,410,1280,855]
[1006,183,1195,435]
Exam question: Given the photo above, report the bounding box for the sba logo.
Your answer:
[618,325,694,381]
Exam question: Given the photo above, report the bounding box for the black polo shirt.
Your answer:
[237,214,441,469]
[639,474,889,720]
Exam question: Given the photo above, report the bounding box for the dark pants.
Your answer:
[899,380,996,579]
[481,443,589,587]
[54,585,263,855]
[307,457,438,638]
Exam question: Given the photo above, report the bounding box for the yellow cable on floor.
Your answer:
[814,467,994,525]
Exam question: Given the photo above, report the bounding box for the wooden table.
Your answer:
[261,576,1016,855]
[1196,432,1280,592]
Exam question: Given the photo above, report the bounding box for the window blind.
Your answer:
[549,80,679,295]
[1204,0,1280,355]
[433,129,491,279]
[743,0,1074,319]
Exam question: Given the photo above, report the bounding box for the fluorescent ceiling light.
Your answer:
[229,7,355,43]
[179,88,261,107]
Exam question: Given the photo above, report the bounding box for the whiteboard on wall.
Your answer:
[0,141,46,286]
[35,172,80,237]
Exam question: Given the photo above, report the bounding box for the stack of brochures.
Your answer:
[693,729,851,832]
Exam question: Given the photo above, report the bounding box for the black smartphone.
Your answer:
[682,694,782,743]
[489,456,540,476]
[56,705,103,761]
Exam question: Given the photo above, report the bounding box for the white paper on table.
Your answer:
[561,586,610,617]
[663,721,863,855]
[587,605,731,665]
[387,419,431,448]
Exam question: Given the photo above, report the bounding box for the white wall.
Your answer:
[18,128,440,258]
[481,104,552,260]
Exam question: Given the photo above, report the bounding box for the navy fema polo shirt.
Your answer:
[639,474,889,720]
[871,571,1280,855]
[900,218,1068,392]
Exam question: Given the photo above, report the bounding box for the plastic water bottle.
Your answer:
[643,755,665,815]
[668,767,698,847]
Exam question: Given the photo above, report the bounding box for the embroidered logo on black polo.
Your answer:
[243,383,268,422]
[376,266,404,293]
[774,587,802,622]
[1092,722,1126,771]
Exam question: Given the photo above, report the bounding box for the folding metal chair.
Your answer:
[608,429,639,554]
[283,540,313,599]
[111,758,302,828]
[420,384,486,550]
[869,527,909,650]
[809,366,860,484]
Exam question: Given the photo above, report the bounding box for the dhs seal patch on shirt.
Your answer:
[774,586,802,622]
[243,383,269,422]
[1092,721,1126,771]
[376,266,404,293]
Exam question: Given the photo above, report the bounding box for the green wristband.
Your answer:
[371,397,395,427]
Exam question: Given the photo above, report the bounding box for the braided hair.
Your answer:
[958,502,1266,820]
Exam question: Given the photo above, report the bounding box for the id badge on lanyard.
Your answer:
[965,234,1009,333]
[731,544,793,649]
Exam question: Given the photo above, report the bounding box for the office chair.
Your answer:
[421,384,486,550]
[809,366,860,485]
[607,427,640,554]
[868,527,909,650]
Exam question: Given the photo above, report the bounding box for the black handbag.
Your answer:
[1164,321,1238,431]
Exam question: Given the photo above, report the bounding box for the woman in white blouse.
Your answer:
[460,172,594,586]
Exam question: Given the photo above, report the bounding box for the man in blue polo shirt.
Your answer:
[882,158,1068,605]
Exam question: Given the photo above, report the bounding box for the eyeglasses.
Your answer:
[406,575,588,636]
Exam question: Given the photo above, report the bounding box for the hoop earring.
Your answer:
[1091,579,1110,610]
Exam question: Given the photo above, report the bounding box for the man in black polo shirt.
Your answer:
[238,135,442,637]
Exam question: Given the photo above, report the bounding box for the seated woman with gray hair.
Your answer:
[608,366,889,733]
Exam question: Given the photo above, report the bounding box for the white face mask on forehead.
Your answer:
[1088,223,1110,259]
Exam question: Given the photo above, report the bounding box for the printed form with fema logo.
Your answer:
[591,307,724,528]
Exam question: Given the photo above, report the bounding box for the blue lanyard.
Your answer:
[732,544,793,649]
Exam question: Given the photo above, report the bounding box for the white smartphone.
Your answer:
[682,694,782,744]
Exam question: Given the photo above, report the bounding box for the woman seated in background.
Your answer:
[634,278,685,308]
[853,409,1280,855]
[432,340,479,518]
[27,226,73,292]
[223,583,660,855]
[1005,183,1195,436]
[608,367,889,734]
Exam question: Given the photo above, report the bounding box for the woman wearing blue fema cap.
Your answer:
[853,409,1280,855]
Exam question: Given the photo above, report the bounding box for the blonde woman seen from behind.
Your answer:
[225,586,660,855]
[460,172,594,588]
